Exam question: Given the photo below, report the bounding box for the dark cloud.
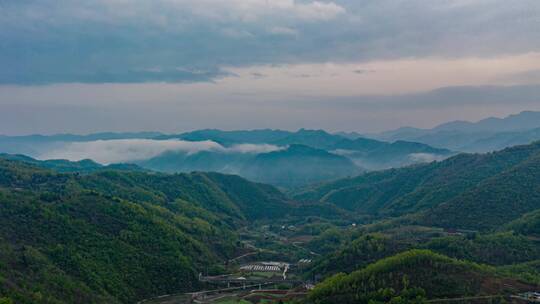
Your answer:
[1,0,539,84]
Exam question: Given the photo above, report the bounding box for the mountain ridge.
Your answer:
[294,141,540,231]
[372,111,540,152]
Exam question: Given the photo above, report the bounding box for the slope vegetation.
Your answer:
[310,250,534,304]
[295,142,540,230]
[0,159,295,303]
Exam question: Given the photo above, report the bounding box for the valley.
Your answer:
[137,216,540,304]
[1,124,540,303]
[3,2,540,303]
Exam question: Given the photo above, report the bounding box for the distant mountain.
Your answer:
[0,131,163,143]
[0,153,147,173]
[165,128,451,157]
[137,130,452,186]
[137,150,251,174]
[459,127,540,152]
[0,132,162,156]
[165,128,348,149]
[331,137,387,151]
[142,136,450,188]
[138,145,363,188]
[295,141,540,231]
[0,129,454,187]
[332,139,452,170]
[239,144,362,187]
[334,131,365,140]
[373,111,540,152]
[434,111,540,133]
[158,129,291,146]
[271,129,346,149]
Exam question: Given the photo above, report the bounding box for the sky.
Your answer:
[1,0,540,135]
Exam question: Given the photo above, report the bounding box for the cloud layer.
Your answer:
[1,1,539,135]
[37,139,282,164]
[1,0,539,84]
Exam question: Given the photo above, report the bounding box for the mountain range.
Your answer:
[1,140,540,303]
[0,129,453,188]
[295,140,540,231]
[0,113,539,188]
[141,130,454,187]
[371,111,540,152]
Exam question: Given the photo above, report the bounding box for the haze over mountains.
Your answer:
[1,111,540,188]
[2,1,540,303]
[0,129,452,188]
[2,135,540,303]
[294,141,540,231]
[1,111,540,304]
[371,111,540,152]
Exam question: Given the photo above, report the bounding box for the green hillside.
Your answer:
[306,225,540,280]
[2,141,540,303]
[504,209,540,237]
[0,153,147,173]
[423,232,540,266]
[77,170,292,221]
[419,149,540,230]
[295,142,540,230]
[0,159,298,303]
[306,234,410,278]
[309,250,534,304]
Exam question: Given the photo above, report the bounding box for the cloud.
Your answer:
[229,143,283,154]
[498,69,540,85]
[1,0,538,84]
[268,26,298,36]
[37,139,282,164]
[250,72,267,79]
[287,1,345,21]
[408,153,444,163]
[1,82,539,135]
[353,69,375,74]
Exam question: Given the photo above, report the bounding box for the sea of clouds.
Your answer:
[37,139,282,164]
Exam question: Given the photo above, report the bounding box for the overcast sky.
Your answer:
[1,0,540,135]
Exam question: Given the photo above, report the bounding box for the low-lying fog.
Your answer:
[37,139,283,164]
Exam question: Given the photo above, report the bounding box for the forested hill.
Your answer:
[0,159,300,303]
[0,153,147,173]
[294,141,540,231]
[309,250,535,304]
[239,144,362,187]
